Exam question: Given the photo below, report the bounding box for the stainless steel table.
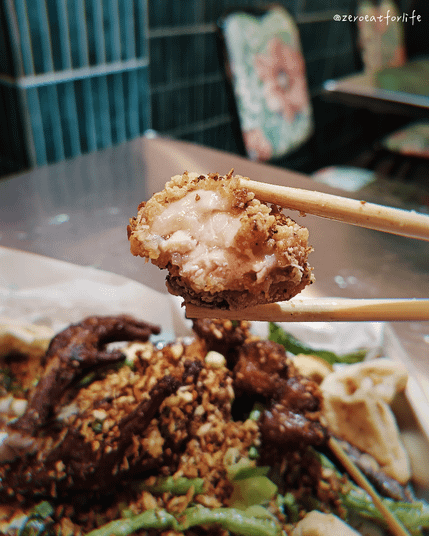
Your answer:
[1,133,428,377]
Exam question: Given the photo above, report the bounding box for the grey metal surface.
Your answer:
[1,133,428,375]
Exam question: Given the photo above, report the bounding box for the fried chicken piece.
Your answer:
[128,170,314,309]
[192,318,252,367]
[0,316,209,498]
[10,315,161,435]
[1,376,179,497]
[233,340,290,398]
[259,404,326,448]
[232,338,328,449]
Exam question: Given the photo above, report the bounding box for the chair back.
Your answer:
[356,0,407,75]
[218,5,313,162]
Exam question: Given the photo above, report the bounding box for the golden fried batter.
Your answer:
[128,170,314,309]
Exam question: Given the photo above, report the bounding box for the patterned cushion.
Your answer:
[381,122,429,158]
[221,7,313,161]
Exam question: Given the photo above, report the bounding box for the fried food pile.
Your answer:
[0,315,424,536]
[128,170,314,309]
[0,315,329,534]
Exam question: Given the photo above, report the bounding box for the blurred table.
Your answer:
[0,132,428,377]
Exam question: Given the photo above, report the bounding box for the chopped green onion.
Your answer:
[277,493,300,523]
[249,402,265,421]
[226,456,255,481]
[17,501,55,536]
[248,445,260,460]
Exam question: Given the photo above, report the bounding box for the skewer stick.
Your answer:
[239,178,429,241]
[185,298,429,322]
[329,437,411,536]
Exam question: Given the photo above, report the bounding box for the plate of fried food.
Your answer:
[1,169,429,536]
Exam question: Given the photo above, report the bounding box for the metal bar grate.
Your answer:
[1,0,150,168]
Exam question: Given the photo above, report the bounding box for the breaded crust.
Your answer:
[128,170,314,309]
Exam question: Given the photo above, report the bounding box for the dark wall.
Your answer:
[2,0,426,177]
[148,0,370,173]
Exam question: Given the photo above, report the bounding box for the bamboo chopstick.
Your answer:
[239,178,429,241]
[329,437,411,536]
[185,298,429,322]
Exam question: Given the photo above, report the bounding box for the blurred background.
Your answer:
[1,0,428,183]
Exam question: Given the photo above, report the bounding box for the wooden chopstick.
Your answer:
[239,178,429,241]
[329,437,411,536]
[185,298,429,322]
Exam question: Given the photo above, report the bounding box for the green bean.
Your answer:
[268,323,367,364]
[317,451,429,534]
[85,509,177,536]
[138,475,205,495]
[343,488,429,535]
[85,506,282,536]
[181,506,281,536]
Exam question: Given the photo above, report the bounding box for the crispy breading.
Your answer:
[128,170,314,309]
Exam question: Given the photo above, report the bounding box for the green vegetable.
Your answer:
[277,492,300,523]
[225,457,277,511]
[0,368,15,392]
[268,323,367,365]
[226,456,255,481]
[18,501,55,536]
[181,506,281,536]
[85,509,178,536]
[232,465,270,481]
[137,475,205,495]
[86,506,281,536]
[229,476,278,510]
[0,367,25,395]
[248,445,260,460]
[226,455,271,481]
[343,488,429,535]
[249,402,265,421]
[91,421,103,433]
[318,452,429,535]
